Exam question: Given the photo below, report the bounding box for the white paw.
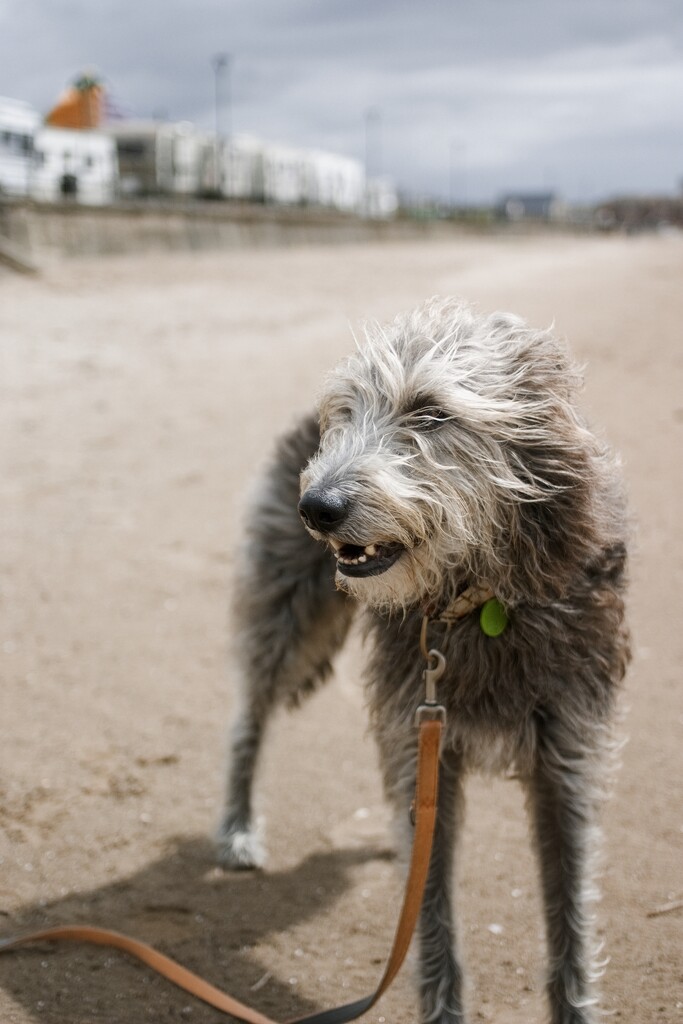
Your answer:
[215,819,265,870]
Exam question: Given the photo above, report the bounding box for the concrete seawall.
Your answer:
[0,198,460,264]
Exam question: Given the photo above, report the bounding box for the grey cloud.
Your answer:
[1,0,681,201]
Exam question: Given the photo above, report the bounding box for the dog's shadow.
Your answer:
[0,837,392,1023]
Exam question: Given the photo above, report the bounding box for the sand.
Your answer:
[0,232,681,1023]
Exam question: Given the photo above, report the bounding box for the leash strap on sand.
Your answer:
[0,716,443,1024]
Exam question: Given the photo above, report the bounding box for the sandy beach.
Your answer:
[0,232,681,1023]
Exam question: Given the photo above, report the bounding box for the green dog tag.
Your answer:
[480,598,509,637]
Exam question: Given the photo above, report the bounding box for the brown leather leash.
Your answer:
[0,637,447,1024]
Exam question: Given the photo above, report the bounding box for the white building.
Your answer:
[31,127,118,205]
[106,121,204,196]
[200,134,266,200]
[261,143,309,205]
[305,150,365,213]
[222,135,265,201]
[0,96,40,196]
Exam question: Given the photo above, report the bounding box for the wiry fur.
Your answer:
[217,299,630,1024]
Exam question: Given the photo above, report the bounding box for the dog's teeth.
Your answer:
[358,554,367,563]
[329,539,342,552]
[364,544,377,556]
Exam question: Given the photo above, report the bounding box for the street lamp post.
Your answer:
[449,140,466,211]
[365,107,381,181]
[212,53,231,140]
[212,53,230,193]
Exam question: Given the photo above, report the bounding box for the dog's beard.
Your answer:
[333,543,441,612]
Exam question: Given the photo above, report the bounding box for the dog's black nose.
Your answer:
[298,487,349,533]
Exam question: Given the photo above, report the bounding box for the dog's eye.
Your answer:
[402,394,452,431]
[332,406,353,424]
[415,407,451,430]
[320,404,352,430]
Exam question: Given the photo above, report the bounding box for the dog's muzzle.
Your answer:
[299,486,405,578]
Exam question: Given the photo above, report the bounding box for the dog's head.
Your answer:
[299,298,621,613]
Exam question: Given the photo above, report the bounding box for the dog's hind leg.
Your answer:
[525,715,603,1024]
[217,414,354,868]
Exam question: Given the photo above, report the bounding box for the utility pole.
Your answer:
[212,53,231,139]
[212,53,230,192]
[365,107,381,181]
[449,140,465,211]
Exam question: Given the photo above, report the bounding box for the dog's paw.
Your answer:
[420,1007,466,1024]
[215,817,265,870]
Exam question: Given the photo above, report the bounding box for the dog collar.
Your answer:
[425,584,509,637]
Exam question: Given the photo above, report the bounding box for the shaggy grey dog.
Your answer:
[217,299,630,1024]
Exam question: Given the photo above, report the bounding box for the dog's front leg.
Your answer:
[525,718,604,1024]
[216,689,269,869]
[216,413,354,869]
[217,572,353,868]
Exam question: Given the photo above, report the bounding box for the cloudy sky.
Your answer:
[1,0,681,203]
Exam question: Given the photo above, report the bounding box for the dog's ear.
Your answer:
[494,423,620,606]
[471,324,625,606]
[508,451,594,602]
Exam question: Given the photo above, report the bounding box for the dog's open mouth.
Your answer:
[329,539,404,577]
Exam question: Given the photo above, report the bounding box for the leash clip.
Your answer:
[416,618,447,725]
[423,649,446,704]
